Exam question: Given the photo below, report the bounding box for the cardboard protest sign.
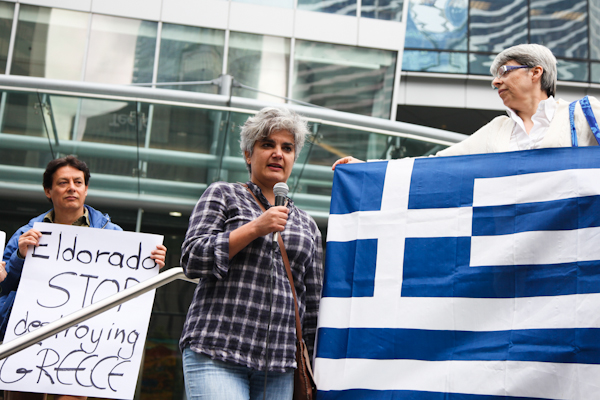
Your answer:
[0,223,162,399]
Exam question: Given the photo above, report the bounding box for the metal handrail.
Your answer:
[0,267,198,361]
[0,75,468,145]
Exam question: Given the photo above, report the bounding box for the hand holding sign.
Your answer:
[17,229,43,259]
[0,223,162,400]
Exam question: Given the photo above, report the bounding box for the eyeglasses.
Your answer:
[494,65,530,79]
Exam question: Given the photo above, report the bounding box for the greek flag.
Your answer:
[316,147,600,400]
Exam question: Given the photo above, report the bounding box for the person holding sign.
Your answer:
[179,107,324,400]
[0,155,167,400]
[332,43,600,168]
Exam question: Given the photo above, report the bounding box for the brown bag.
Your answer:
[294,336,316,400]
[244,186,316,399]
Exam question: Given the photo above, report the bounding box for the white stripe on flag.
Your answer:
[317,293,600,330]
[407,207,472,237]
[327,210,405,242]
[470,226,600,267]
[314,358,600,399]
[472,169,600,207]
[327,207,473,242]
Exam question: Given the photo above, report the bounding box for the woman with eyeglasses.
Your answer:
[332,43,600,168]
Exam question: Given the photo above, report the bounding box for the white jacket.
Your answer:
[436,97,600,157]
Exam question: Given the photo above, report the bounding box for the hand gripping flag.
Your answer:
[316,147,600,400]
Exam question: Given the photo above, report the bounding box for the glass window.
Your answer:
[293,40,396,118]
[300,124,376,169]
[1,91,77,144]
[402,50,467,74]
[0,1,14,74]
[403,0,598,84]
[530,0,587,59]
[147,104,228,185]
[361,0,404,21]
[0,90,57,170]
[405,0,467,51]
[67,99,151,194]
[157,23,224,94]
[2,91,47,138]
[11,4,88,80]
[469,0,527,53]
[227,32,290,102]
[76,99,147,145]
[469,53,495,76]
[557,59,588,82]
[592,62,600,84]
[0,92,79,143]
[84,14,157,85]
[297,0,357,16]
[233,0,293,7]
[589,0,600,61]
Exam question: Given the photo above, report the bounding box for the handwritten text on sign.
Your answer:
[0,223,162,399]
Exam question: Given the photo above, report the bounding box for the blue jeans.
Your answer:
[182,347,294,400]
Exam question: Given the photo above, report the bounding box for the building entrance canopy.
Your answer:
[0,75,466,225]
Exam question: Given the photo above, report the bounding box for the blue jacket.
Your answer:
[0,205,122,339]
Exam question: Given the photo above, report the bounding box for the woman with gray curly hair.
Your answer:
[179,107,323,400]
[333,44,600,167]
[240,107,307,172]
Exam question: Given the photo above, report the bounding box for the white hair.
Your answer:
[490,44,557,97]
[240,107,309,172]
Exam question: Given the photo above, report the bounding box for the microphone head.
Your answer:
[273,182,289,197]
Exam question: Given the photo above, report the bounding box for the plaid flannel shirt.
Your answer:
[179,181,323,372]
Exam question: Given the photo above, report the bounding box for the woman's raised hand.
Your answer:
[332,156,364,170]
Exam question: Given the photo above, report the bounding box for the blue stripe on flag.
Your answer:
[323,240,378,297]
[316,327,600,364]
[408,147,600,209]
[317,389,552,400]
[472,196,600,236]
[330,161,387,214]
[407,152,520,209]
[402,237,600,298]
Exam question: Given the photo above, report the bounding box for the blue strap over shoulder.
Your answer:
[580,96,600,143]
[569,95,600,147]
[569,100,578,147]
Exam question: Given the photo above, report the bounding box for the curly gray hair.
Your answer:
[490,44,557,97]
[240,107,310,173]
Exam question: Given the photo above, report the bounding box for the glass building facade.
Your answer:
[4,1,600,90]
[1,1,400,118]
[298,0,404,20]
[403,0,600,83]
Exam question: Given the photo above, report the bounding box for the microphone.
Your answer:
[273,182,289,242]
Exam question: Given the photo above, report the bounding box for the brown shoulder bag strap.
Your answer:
[243,186,304,341]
